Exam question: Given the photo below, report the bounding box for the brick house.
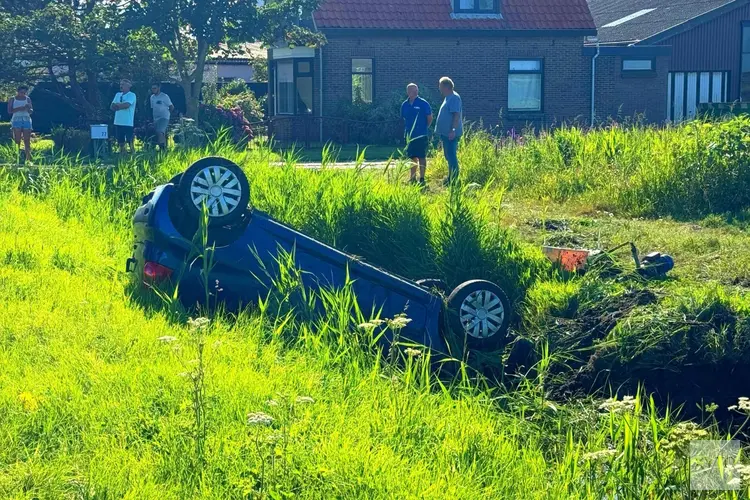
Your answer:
[267,0,598,141]
[587,0,750,122]
[266,0,750,142]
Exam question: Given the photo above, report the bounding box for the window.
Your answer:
[455,0,496,13]
[296,60,313,115]
[742,24,750,101]
[273,59,314,115]
[622,59,654,72]
[508,59,542,112]
[275,60,294,115]
[669,71,729,122]
[352,58,373,104]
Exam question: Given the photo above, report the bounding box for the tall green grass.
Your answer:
[1,182,749,498]
[457,116,750,219]
[2,134,750,497]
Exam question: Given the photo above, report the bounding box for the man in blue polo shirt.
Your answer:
[400,83,433,186]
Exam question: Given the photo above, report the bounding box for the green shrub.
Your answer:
[0,122,11,143]
[51,127,91,155]
[331,84,441,145]
[218,79,265,123]
[32,139,55,155]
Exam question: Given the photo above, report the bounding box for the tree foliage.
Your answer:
[0,0,171,120]
[0,0,324,121]
[125,0,324,117]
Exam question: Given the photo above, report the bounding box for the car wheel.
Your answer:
[178,156,250,226]
[446,280,511,351]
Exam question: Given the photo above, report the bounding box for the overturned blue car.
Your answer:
[126,157,512,354]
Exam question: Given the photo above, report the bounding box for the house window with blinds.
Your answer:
[352,58,374,104]
[508,59,543,112]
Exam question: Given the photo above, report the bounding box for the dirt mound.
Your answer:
[546,286,750,426]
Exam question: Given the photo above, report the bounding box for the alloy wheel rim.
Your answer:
[459,289,505,339]
[189,165,242,217]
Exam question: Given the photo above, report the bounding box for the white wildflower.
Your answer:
[598,395,636,414]
[660,422,709,452]
[387,315,412,329]
[188,317,210,332]
[266,432,283,444]
[295,396,315,405]
[582,449,617,462]
[404,348,422,358]
[247,412,274,427]
[158,335,178,343]
[727,477,742,489]
[358,319,385,330]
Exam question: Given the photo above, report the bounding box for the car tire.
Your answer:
[446,280,511,351]
[167,172,182,186]
[178,156,250,227]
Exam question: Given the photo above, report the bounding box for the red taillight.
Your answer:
[143,261,173,281]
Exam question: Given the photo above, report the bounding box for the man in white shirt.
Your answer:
[110,79,137,155]
[149,83,174,151]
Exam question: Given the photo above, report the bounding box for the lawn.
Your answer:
[1,118,750,498]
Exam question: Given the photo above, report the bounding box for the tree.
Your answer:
[126,0,324,117]
[0,0,171,121]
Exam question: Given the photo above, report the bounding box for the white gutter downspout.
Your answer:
[590,39,600,127]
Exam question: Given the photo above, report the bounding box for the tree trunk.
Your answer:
[183,80,199,118]
[85,70,102,121]
[182,38,210,119]
[68,69,98,123]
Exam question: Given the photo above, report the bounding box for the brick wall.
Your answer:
[320,34,592,132]
[594,55,670,124]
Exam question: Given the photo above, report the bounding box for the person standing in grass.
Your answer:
[110,79,137,155]
[401,83,433,186]
[435,77,463,185]
[149,83,174,151]
[7,85,33,165]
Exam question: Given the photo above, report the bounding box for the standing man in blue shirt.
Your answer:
[435,77,463,185]
[400,83,433,186]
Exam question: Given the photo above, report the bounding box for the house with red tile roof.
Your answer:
[265,0,682,142]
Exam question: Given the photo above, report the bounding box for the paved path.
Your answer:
[284,161,393,170]
[1,160,397,170]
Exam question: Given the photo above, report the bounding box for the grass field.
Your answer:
[1,118,750,498]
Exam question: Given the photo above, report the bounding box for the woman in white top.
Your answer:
[7,85,33,164]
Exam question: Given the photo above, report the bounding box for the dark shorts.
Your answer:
[115,125,134,144]
[406,135,428,159]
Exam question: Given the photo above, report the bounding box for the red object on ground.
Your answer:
[541,246,592,273]
[143,261,173,281]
